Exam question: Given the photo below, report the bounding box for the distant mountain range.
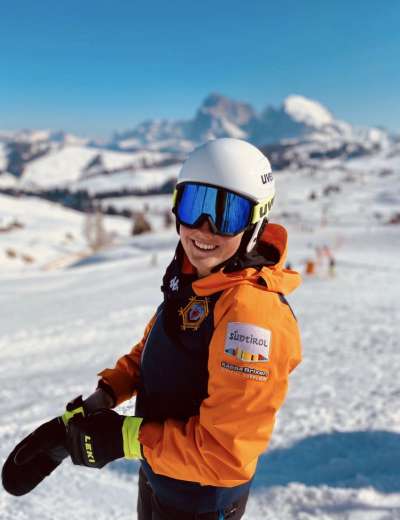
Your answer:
[0,93,397,185]
[108,93,392,154]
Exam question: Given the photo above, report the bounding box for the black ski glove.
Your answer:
[66,409,143,468]
[2,417,67,496]
[2,396,85,496]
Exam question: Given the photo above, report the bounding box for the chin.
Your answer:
[189,256,213,272]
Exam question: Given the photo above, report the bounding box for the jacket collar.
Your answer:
[162,224,301,298]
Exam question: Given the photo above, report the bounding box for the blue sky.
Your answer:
[1,0,399,137]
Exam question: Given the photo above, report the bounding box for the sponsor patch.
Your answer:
[179,296,209,331]
[221,361,269,382]
[224,322,271,362]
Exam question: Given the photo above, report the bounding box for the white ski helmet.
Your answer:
[176,138,275,252]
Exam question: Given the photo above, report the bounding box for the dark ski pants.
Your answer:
[137,469,249,520]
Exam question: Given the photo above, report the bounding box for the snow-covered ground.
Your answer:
[99,194,172,214]
[0,143,7,171]
[0,194,134,273]
[274,155,400,228]
[1,155,400,519]
[0,173,19,189]
[20,145,174,190]
[70,163,179,196]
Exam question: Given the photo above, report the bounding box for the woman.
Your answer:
[3,138,302,519]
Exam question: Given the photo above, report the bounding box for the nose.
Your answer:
[197,219,214,234]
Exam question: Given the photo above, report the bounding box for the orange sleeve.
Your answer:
[139,285,302,487]
[98,313,157,406]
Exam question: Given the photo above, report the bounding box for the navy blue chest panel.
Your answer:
[135,288,222,422]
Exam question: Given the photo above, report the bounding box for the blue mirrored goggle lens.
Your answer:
[176,184,253,235]
[221,191,252,234]
[177,184,217,224]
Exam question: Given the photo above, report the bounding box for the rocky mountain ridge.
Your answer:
[109,93,392,154]
[0,93,396,184]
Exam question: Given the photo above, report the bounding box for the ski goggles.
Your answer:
[172,182,274,236]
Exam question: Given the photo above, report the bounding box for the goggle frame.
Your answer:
[172,182,274,237]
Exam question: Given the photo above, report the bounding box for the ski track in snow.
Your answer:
[1,224,399,519]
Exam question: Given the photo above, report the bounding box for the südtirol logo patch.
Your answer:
[224,322,271,362]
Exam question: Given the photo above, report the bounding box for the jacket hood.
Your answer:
[178,223,301,297]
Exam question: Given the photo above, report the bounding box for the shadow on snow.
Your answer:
[253,430,400,493]
[110,430,400,494]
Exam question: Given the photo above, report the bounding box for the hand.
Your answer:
[1,396,85,496]
[66,410,143,469]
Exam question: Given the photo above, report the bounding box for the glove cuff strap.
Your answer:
[122,417,143,459]
[62,396,85,426]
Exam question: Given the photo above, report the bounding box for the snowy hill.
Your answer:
[112,119,189,152]
[19,146,174,191]
[0,129,88,146]
[0,194,136,273]
[0,142,8,169]
[0,133,178,190]
[1,147,399,274]
[0,172,19,189]
[71,163,180,196]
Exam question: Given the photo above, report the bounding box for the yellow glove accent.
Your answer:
[61,406,85,426]
[122,417,143,459]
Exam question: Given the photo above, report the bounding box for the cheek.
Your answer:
[179,228,196,259]
[212,233,243,262]
[179,227,191,247]
[222,236,243,257]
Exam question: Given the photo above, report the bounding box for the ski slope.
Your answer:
[0,194,133,274]
[20,146,172,190]
[0,216,399,519]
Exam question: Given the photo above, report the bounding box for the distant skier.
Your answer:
[328,255,336,277]
[315,246,323,269]
[305,258,316,275]
[3,139,302,519]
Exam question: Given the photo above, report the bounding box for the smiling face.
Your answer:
[179,220,244,277]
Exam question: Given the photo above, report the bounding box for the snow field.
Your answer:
[0,220,399,519]
[20,146,173,190]
[0,193,176,274]
[1,150,400,518]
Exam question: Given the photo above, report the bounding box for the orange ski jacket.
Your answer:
[99,223,302,490]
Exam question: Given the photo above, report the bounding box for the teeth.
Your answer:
[194,240,217,251]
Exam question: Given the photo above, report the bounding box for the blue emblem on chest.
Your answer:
[179,296,209,331]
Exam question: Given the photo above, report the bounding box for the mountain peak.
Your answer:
[201,92,228,107]
[195,92,256,133]
[283,95,333,128]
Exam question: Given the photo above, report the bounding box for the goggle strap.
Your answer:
[172,189,178,207]
[246,218,265,253]
[251,196,275,224]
